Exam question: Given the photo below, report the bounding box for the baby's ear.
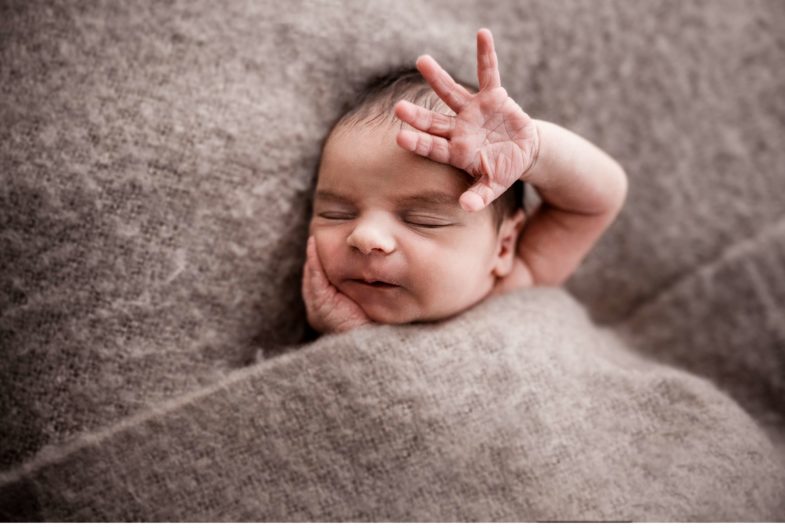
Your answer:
[493,209,526,277]
[502,209,526,244]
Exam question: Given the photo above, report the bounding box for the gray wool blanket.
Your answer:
[1,288,782,521]
[2,0,785,521]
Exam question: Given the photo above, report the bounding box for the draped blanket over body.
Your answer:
[1,289,782,521]
[2,0,784,521]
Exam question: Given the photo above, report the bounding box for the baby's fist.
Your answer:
[302,236,372,334]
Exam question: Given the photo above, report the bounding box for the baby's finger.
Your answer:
[396,129,451,165]
[476,28,501,90]
[415,55,472,113]
[304,251,337,324]
[306,236,333,290]
[459,184,497,212]
[302,244,320,302]
[302,268,329,333]
[305,235,318,270]
[394,100,456,138]
[459,152,502,211]
[302,257,319,314]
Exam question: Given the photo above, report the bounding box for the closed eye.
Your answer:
[318,212,355,220]
[410,223,450,229]
[405,217,454,228]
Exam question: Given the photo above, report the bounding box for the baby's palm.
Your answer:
[302,236,371,334]
[395,29,538,212]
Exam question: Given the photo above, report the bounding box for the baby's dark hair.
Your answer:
[329,66,524,231]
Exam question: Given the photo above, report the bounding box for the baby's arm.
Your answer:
[517,120,627,286]
[395,28,627,287]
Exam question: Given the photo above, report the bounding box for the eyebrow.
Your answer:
[315,189,460,208]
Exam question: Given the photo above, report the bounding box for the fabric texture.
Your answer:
[1,288,783,521]
[1,0,784,521]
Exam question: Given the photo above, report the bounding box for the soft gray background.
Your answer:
[1,0,783,500]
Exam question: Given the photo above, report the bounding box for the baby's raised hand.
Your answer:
[394,28,539,212]
[302,236,372,334]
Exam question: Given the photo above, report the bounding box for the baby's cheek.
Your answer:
[412,262,457,313]
[426,258,490,317]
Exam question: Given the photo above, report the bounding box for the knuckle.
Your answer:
[426,111,435,130]
[416,135,430,155]
[435,140,448,161]
[312,295,328,314]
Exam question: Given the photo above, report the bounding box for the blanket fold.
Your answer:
[1,288,782,521]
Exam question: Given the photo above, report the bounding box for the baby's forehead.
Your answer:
[318,114,476,191]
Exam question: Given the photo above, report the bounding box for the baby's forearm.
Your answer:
[526,120,627,216]
[515,120,627,286]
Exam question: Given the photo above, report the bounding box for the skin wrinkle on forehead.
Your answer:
[314,189,463,210]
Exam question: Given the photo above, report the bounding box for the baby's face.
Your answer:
[310,121,506,324]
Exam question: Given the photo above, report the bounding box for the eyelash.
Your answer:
[317,213,451,229]
[318,213,354,220]
[409,221,448,229]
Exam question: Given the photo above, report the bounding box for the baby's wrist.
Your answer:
[519,119,543,183]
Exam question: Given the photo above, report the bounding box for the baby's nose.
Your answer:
[347,219,396,255]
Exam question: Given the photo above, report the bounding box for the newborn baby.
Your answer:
[303,29,627,334]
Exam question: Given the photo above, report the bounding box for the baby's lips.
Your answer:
[348,273,403,287]
[359,278,398,287]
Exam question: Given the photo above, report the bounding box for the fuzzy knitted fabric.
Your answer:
[1,0,784,521]
[1,288,782,521]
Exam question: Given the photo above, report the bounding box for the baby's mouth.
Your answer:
[351,278,399,289]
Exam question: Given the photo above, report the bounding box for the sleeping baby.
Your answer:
[302,28,627,334]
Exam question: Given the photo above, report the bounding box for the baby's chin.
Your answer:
[361,303,419,325]
[343,283,492,326]
[351,294,433,325]
[360,299,467,326]
[369,292,496,326]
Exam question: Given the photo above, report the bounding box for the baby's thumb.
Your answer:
[305,237,326,283]
[306,236,322,272]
